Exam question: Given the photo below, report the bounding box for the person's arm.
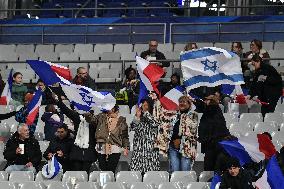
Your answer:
[43,143,52,160]
[0,111,17,121]
[185,112,198,149]
[15,107,27,123]
[3,139,17,162]
[120,117,130,149]
[57,100,80,125]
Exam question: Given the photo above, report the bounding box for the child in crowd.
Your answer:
[11,72,28,106]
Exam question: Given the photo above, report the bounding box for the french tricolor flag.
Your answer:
[219,134,276,166]
[255,155,284,189]
[0,69,13,105]
[27,60,72,85]
[26,89,43,125]
[136,56,164,97]
[160,86,185,110]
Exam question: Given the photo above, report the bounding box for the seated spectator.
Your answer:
[29,79,54,105]
[140,39,170,67]
[15,93,39,135]
[220,157,254,189]
[3,123,41,173]
[184,42,198,51]
[43,124,74,172]
[245,39,270,65]
[231,42,245,59]
[41,104,64,141]
[159,73,181,96]
[73,67,96,90]
[11,72,28,106]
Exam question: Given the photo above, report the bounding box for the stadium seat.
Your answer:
[262,42,274,51]
[133,44,148,55]
[102,182,125,189]
[223,113,239,127]
[35,171,63,181]
[0,181,17,189]
[39,141,50,153]
[170,171,197,185]
[9,171,34,182]
[110,62,122,70]
[121,52,137,61]
[264,113,284,127]
[198,171,214,182]
[0,171,8,181]
[271,131,284,143]
[89,171,114,184]
[39,52,59,62]
[62,171,88,184]
[229,122,253,132]
[274,41,284,50]
[19,53,38,61]
[75,182,101,189]
[118,105,130,115]
[101,52,121,60]
[143,171,169,188]
[55,44,74,54]
[46,182,71,189]
[254,122,278,133]
[60,52,79,61]
[80,52,100,61]
[116,171,142,183]
[230,131,242,138]
[249,103,261,113]
[89,63,109,70]
[0,45,16,54]
[1,52,18,62]
[214,42,230,50]
[239,113,263,127]
[195,152,205,161]
[94,44,113,53]
[173,43,186,52]
[186,182,211,189]
[158,182,181,189]
[74,44,94,54]
[244,131,258,138]
[114,44,133,54]
[18,181,45,189]
[275,104,284,113]
[157,43,173,53]
[35,45,54,55]
[97,68,121,83]
[16,44,35,54]
[130,182,154,189]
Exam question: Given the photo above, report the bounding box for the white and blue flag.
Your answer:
[42,156,62,179]
[181,47,244,90]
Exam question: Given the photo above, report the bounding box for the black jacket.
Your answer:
[3,132,42,168]
[73,75,96,90]
[198,105,230,153]
[140,50,170,67]
[249,63,282,103]
[220,168,254,189]
[43,133,74,171]
[57,100,97,162]
[0,111,17,121]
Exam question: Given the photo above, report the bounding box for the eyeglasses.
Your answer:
[78,72,87,75]
[250,43,256,46]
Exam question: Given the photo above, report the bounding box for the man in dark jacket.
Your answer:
[249,54,282,116]
[4,123,42,173]
[140,39,170,67]
[220,157,254,189]
[43,124,73,172]
[73,67,96,90]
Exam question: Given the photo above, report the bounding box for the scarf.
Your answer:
[74,115,89,149]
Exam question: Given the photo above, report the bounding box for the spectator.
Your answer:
[56,99,97,173]
[41,104,64,141]
[30,79,54,105]
[198,94,231,171]
[11,72,28,105]
[167,95,198,172]
[130,98,160,174]
[4,123,41,173]
[245,39,270,65]
[140,39,170,67]
[43,124,74,172]
[0,73,4,95]
[184,42,198,51]
[248,54,282,116]
[85,105,129,173]
[15,93,39,135]
[231,42,244,59]
[159,73,181,96]
[73,67,96,90]
[220,157,254,189]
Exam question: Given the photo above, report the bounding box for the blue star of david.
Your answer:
[80,92,95,106]
[201,58,218,73]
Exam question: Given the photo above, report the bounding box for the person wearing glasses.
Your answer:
[73,67,96,90]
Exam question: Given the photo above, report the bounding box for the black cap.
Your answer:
[226,157,240,169]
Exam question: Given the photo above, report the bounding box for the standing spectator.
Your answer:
[231,42,244,58]
[140,39,170,67]
[198,94,231,171]
[56,99,97,173]
[15,93,39,135]
[248,54,282,116]
[73,67,96,90]
[30,79,54,105]
[43,124,74,172]
[167,96,198,172]
[184,42,198,51]
[11,72,28,105]
[130,98,160,173]
[85,105,129,173]
[41,104,64,141]
[4,124,41,173]
[220,157,254,189]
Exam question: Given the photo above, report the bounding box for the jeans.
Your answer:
[5,165,36,174]
[168,145,191,172]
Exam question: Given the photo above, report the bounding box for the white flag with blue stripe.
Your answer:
[42,156,62,179]
[181,47,244,90]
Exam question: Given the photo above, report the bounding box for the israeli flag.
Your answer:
[42,156,62,179]
[59,76,116,112]
[181,47,244,90]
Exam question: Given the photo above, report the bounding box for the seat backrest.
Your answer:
[47,182,71,189]
[59,52,79,61]
[229,122,252,132]
[19,52,38,61]
[89,171,114,185]
[62,171,88,184]
[133,44,148,55]
[239,113,263,127]
[80,52,100,61]
[158,43,173,53]
[118,105,130,115]
[35,171,62,181]
[101,52,121,60]
[0,45,16,53]
[114,44,133,54]
[254,122,278,133]
[74,44,93,54]
[39,52,58,62]
[121,52,136,61]
[0,181,17,189]
[271,131,284,143]
[102,182,125,189]
[39,141,50,153]
[35,45,54,54]
[55,44,74,54]
[170,171,197,184]
[9,171,34,182]
[0,171,8,181]
[275,104,284,113]
[158,182,180,189]
[186,182,210,189]
[198,171,214,182]
[143,171,169,187]
[99,69,120,78]
[16,44,35,54]
[94,44,113,53]
[116,171,142,183]
[18,181,45,189]
[75,182,100,189]
[214,42,231,50]
[264,113,284,127]
[130,182,154,189]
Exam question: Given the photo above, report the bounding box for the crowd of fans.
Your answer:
[0,38,282,188]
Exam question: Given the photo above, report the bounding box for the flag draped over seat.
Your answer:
[180,47,244,90]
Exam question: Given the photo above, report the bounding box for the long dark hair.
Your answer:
[141,98,154,115]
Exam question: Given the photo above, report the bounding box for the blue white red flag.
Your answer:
[26,89,42,125]
[160,86,185,110]
[0,69,13,105]
[42,155,62,179]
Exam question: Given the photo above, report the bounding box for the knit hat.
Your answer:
[226,157,240,169]
[24,93,34,102]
